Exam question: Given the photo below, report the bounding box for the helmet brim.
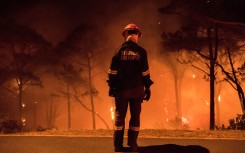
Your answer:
[122,29,142,38]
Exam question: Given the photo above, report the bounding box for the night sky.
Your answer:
[0,0,170,45]
[1,0,243,45]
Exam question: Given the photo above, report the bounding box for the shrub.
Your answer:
[227,114,245,130]
[0,119,23,134]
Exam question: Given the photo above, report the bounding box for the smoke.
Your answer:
[5,0,243,130]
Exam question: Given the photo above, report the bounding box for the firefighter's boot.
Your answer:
[113,130,124,152]
[127,129,139,152]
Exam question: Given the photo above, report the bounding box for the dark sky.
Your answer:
[0,0,171,45]
[1,0,244,45]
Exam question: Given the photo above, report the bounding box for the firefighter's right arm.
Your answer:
[141,49,153,101]
[141,50,153,89]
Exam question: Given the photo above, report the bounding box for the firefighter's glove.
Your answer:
[107,80,117,97]
[144,88,151,101]
[109,87,117,97]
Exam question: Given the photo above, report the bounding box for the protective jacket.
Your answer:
[108,40,153,93]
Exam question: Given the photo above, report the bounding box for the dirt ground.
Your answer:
[4,129,245,140]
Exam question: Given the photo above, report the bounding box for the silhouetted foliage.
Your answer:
[0,115,23,133]
[227,114,245,130]
[159,0,245,130]
[0,20,51,123]
[57,24,107,130]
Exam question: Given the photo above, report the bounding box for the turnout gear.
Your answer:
[108,40,153,92]
[107,80,118,97]
[108,23,153,152]
[113,129,125,152]
[109,87,117,97]
[128,129,139,152]
[113,96,142,152]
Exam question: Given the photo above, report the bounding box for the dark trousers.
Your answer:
[113,86,144,149]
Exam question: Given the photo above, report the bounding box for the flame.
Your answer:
[164,98,169,122]
[110,106,115,120]
[205,100,209,106]
[182,116,189,125]
[218,95,221,102]
[17,79,20,85]
[22,103,25,108]
[22,118,26,126]
[192,74,196,78]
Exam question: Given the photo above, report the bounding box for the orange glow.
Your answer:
[218,95,221,102]
[22,118,26,126]
[17,79,20,85]
[0,0,242,130]
[182,116,189,125]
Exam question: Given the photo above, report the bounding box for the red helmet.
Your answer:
[122,23,142,38]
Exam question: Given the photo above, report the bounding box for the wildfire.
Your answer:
[164,97,169,122]
[205,100,209,106]
[22,118,26,126]
[110,106,115,120]
[17,79,20,85]
[182,116,189,125]
[218,94,221,102]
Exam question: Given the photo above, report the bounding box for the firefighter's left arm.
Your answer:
[107,52,119,97]
[108,53,119,87]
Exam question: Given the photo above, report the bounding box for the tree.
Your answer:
[45,93,61,129]
[55,64,85,129]
[0,20,51,124]
[216,43,245,114]
[159,0,245,130]
[160,50,189,128]
[57,24,107,130]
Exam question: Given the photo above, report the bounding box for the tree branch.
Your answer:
[74,94,110,129]
[224,78,237,90]
[192,64,209,76]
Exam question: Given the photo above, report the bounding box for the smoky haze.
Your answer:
[2,0,243,130]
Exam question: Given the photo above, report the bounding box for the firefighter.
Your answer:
[107,23,153,152]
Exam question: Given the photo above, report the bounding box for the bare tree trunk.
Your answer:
[67,83,71,130]
[88,52,96,130]
[74,95,109,129]
[208,25,218,130]
[17,81,23,125]
[46,95,53,128]
[34,102,37,129]
[215,81,221,127]
[209,58,215,130]
[174,74,182,128]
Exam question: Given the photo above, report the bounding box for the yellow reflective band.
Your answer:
[114,126,124,131]
[141,69,150,76]
[108,69,118,75]
[129,125,140,131]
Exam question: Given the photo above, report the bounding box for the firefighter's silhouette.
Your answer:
[107,23,153,152]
